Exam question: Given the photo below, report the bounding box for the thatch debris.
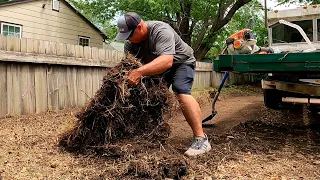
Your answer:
[59,55,174,150]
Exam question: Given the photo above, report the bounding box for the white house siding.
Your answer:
[0,0,104,48]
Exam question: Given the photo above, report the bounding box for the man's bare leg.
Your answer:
[177,94,211,156]
[176,94,204,137]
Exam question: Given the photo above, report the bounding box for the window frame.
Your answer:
[0,22,22,39]
[78,36,90,47]
[270,19,316,45]
[52,0,60,12]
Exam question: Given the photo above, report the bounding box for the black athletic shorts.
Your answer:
[162,63,195,95]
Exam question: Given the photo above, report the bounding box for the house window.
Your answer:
[78,36,90,46]
[52,0,60,11]
[1,23,22,39]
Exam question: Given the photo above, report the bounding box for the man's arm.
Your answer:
[136,54,173,76]
[127,55,173,86]
[128,24,175,86]
[139,23,175,76]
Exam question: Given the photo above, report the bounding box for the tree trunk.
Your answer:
[178,2,192,45]
[194,44,211,61]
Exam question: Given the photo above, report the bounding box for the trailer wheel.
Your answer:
[264,89,282,109]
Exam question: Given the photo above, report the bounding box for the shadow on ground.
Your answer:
[227,103,320,155]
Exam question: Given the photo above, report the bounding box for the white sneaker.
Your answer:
[184,134,211,157]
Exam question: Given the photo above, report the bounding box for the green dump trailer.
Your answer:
[214,52,320,109]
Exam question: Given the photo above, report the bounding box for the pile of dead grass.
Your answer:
[59,55,174,151]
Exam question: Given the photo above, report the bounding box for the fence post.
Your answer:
[84,46,92,59]
[75,45,84,58]
[66,44,75,57]
[6,36,20,52]
[0,62,7,118]
[0,35,6,50]
[27,38,34,53]
[21,38,27,53]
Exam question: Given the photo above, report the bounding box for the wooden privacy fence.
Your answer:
[211,71,254,87]
[194,62,254,88]
[0,35,123,67]
[0,35,124,118]
[0,61,215,118]
[0,35,249,118]
[0,35,216,118]
[0,62,107,118]
[193,62,213,88]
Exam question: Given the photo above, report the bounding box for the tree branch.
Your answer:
[221,0,236,19]
[193,19,209,51]
[217,0,224,19]
[194,0,252,60]
[213,0,252,31]
[189,20,198,35]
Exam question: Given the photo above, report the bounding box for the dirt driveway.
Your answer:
[0,92,319,179]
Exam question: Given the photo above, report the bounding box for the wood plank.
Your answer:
[33,39,40,53]
[99,68,106,87]
[6,36,20,52]
[20,38,27,53]
[27,38,34,53]
[195,62,213,72]
[56,43,67,56]
[77,67,86,107]
[0,51,114,67]
[84,46,92,59]
[58,67,69,109]
[211,71,224,87]
[39,40,49,54]
[85,67,93,101]
[99,49,106,61]
[0,62,7,118]
[20,64,36,114]
[66,44,75,57]
[66,67,77,107]
[71,67,78,107]
[92,67,100,96]
[117,51,124,62]
[0,35,6,50]
[6,63,13,116]
[111,50,119,63]
[91,47,99,60]
[47,65,59,111]
[47,41,57,55]
[75,45,84,58]
[34,65,48,113]
[105,49,110,61]
[12,63,22,115]
[7,63,22,116]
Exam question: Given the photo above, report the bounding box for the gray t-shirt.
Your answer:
[124,21,196,65]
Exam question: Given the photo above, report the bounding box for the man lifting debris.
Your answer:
[115,12,211,156]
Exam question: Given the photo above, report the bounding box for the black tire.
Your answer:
[264,89,282,109]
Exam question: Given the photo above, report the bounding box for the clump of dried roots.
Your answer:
[59,54,174,150]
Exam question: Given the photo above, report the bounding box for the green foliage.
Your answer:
[0,0,9,3]
[206,0,267,59]
[103,23,118,41]
[68,0,255,60]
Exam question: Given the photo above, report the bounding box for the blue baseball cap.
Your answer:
[115,12,141,40]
